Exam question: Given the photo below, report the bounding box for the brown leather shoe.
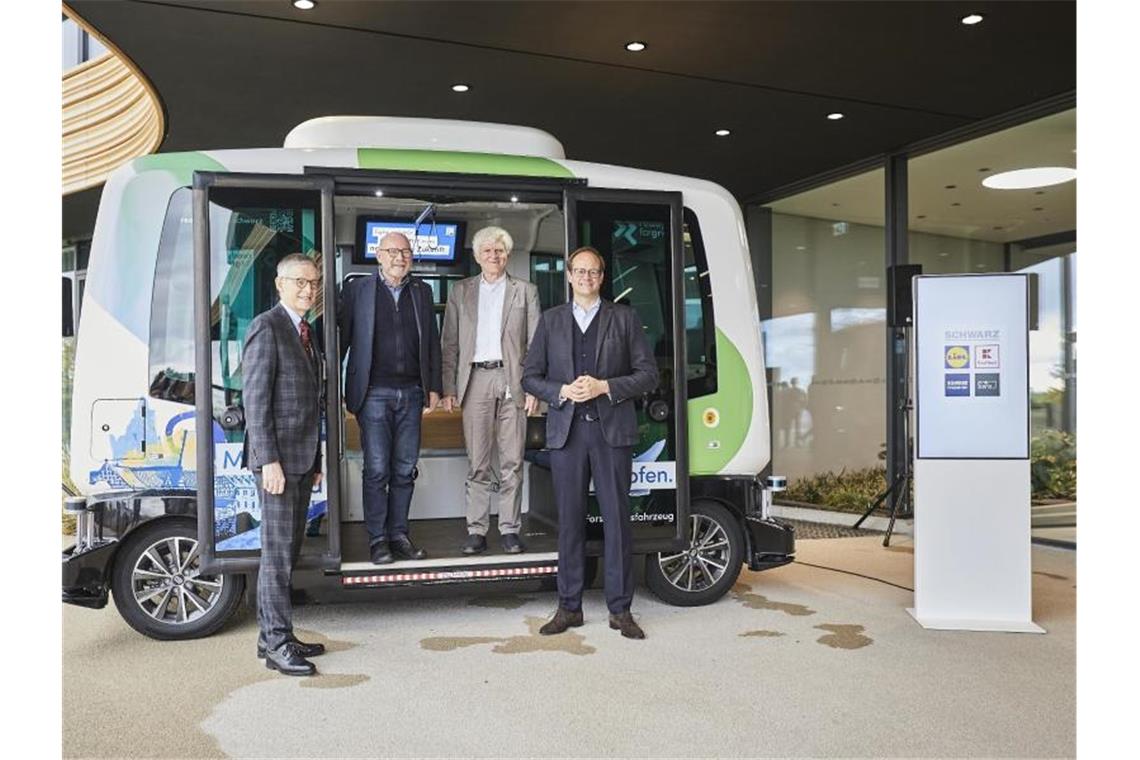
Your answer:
[609,611,646,639]
[538,607,584,635]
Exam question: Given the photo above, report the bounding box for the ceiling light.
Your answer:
[510,195,519,203]
[827,112,845,121]
[625,41,647,52]
[451,83,470,93]
[715,129,731,137]
[982,167,1076,190]
[961,14,984,25]
[374,190,384,197]
[293,0,316,9]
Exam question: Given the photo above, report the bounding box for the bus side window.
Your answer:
[682,209,717,399]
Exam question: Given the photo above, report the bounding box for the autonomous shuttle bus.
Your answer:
[62,117,795,640]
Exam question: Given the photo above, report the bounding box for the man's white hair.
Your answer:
[471,225,513,254]
[277,253,318,275]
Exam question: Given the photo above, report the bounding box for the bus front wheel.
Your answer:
[645,500,744,606]
[111,519,244,640]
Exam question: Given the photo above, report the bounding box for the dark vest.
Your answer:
[369,280,421,388]
[572,313,600,421]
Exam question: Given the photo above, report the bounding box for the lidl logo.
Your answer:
[944,345,970,369]
[975,344,1000,369]
[945,374,970,396]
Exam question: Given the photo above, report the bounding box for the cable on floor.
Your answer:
[793,560,914,592]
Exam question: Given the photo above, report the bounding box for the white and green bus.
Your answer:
[62,116,795,640]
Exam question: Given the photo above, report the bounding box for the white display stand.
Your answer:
[907,274,1044,633]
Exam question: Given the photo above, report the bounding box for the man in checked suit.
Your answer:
[441,226,542,555]
[242,253,326,676]
[522,246,658,639]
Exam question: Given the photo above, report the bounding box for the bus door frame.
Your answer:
[192,171,342,575]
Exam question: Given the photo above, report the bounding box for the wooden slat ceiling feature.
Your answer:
[62,33,163,195]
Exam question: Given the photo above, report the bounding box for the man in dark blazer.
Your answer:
[522,246,658,639]
[242,253,327,676]
[340,231,442,565]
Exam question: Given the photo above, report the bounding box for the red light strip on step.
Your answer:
[342,564,558,585]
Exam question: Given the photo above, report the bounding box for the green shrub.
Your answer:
[782,467,889,514]
[1031,429,1076,500]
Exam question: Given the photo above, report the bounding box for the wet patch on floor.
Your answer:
[732,583,816,616]
[467,595,535,610]
[814,624,873,650]
[1033,571,1069,581]
[294,628,357,655]
[739,629,785,638]
[419,616,596,656]
[300,673,371,689]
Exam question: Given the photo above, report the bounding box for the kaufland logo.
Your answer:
[975,344,1000,368]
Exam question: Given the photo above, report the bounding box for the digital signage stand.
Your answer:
[908,274,1044,633]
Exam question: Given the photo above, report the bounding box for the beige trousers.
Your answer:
[462,367,525,535]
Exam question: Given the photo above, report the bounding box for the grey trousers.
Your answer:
[462,367,525,536]
[256,469,315,651]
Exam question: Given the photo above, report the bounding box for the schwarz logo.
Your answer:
[975,344,1000,368]
[944,345,970,369]
[975,373,1001,397]
[945,374,970,397]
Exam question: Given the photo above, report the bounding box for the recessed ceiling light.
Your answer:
[978,167,990,172]
[982,167,1076,190]
[939,252,950,258]
[1033,207,1043,211]
[374,190,384,197]
[510,195,519,203]
[945,184,957,189]
[625,41,647,52]
[293,0,316,9]
[795,246,806,251]
[715,129,731,137]
[961,14,983,25]
[451,83,470,93]
[916,215,927,219]
[827,112,845,121]
[951,202,961,207]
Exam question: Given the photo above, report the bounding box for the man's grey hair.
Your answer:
[277,253,318,276]
[472,225,513,255]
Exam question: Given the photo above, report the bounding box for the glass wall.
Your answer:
[758,169,887,488]
[749,108,1074,535]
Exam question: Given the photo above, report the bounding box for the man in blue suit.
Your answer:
[340,232,442,565]
[522,246,659,639]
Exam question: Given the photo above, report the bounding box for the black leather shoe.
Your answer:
[609,611,646,640]
[500,533,525,554]
[257,635,326,659]
[370,540,394,565]
[391,535,427,560]
[264,642,316,676]
[539,607,584,635]
[462,534,487,555]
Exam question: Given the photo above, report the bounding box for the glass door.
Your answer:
[192,172,341,573]
[564,187,689,551]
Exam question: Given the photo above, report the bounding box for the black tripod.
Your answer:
[854,327,913,547]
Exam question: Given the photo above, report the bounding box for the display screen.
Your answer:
[360,219,462,262]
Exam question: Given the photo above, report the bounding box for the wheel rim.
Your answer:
[656,512,731,593]
[130,535,225,625]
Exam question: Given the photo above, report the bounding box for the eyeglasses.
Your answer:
[379,247,413,258]
[570,267,603,278]
[284,276,321,291]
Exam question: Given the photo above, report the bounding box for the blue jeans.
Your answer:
[358,385,423,545]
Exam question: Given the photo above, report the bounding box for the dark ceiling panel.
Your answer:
[64,0,1074,235]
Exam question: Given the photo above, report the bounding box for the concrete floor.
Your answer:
[63,534,1075,758]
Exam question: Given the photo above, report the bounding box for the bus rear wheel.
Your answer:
[111,519,244,640]
[645,500,744,606]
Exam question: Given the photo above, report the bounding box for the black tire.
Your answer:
[645,499,745,607]
[111,519,244,640]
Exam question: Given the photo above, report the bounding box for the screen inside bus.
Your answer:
[359,219,462,262]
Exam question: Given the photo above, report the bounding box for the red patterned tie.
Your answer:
[299,320,312,355]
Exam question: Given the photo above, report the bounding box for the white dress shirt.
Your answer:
[472,275,507,362]
[572,297,601,333]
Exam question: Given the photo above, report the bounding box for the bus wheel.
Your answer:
[111,519,244,640]
[645,500,744,607]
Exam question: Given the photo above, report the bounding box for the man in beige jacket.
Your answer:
[441,226,542,554]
